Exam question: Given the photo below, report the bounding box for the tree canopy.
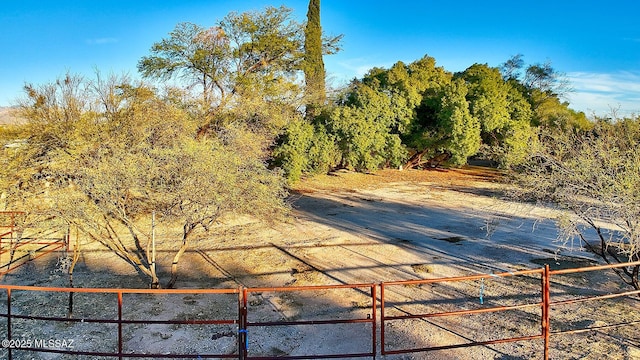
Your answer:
[511,118,640,289]
[138,5,305,136]
[1,74,288,288]
[303,0,326,119]
[273,51,589,180]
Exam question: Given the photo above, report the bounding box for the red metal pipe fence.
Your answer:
[548,262,640,339]
[380,260,640,360]
[0,261,637,359]
[0,211,67,276]
[380,268,547,356]
[0,285,242,359]
[0,235,67,276]
[242,283,377,359]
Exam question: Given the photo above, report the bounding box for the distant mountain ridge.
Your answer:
[0,106,23,125]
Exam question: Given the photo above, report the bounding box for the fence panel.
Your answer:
[0,211,67,276]
[0,260,637,359]
[380,269,546,357]
[546,261,640,359]
[242,284,376,359]
[0,285,241,359]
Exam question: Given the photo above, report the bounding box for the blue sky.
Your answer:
[1,0,639,117]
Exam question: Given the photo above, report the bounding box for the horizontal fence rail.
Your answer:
[380,268,546,356]
[0,285,242,359]
[243,283,377,359]
[0,231,67,276]
[0,261,638,359]
[0,212,68,276]
[380,260,640,360]
[548,262,640,340]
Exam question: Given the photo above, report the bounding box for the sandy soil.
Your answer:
[0,167,638,359]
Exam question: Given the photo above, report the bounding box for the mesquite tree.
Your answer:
[0,74,287,288]
[512,119,640,289]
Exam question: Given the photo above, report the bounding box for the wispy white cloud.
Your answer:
[566,71,640,117]
[327,57,396,84]
[342,58,387,75]
[86,37,118,45]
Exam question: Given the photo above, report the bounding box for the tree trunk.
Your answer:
[68,227,81,318]
[581,223,640,291]
[405,150,451,170]
[165,223,195,289]
[81,223,156,282]
[404,149,430,170]
[147,212,159,289]
[166,240,188,289]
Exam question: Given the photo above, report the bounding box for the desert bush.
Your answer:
[511,118,640,289]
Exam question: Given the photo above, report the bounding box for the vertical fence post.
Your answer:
[543,265,551,360]
[379,283,385,355]
[239,287,247,360]
[118,291,123,360]
[9,213,14,259]
[371,285,377,359]
[7,288,11,360]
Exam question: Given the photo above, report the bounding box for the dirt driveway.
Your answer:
[2,167,638,359]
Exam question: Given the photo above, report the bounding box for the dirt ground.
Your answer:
[1,166,639,359]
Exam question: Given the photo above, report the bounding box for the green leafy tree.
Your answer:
[0,74,287,288]
[530,92,591,130]
[436,79,481,165]
[493,87,536,166]
[457,63,539,167]
[272,0,344,180]
[476,75,536,167]
[272,116,339,182]
[220,6,303,80]
[303,0,325,119]
[399,57,465,168]
[500,56,587,131]
[137,22,230,105]
[338,56,453,170]
[459,64,511,135]
[138,6,305,136]
[276,60,419,178]
[405,78,480,167]
[328,76,407,171]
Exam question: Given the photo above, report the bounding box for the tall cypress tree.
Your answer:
[304,0,326,119]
